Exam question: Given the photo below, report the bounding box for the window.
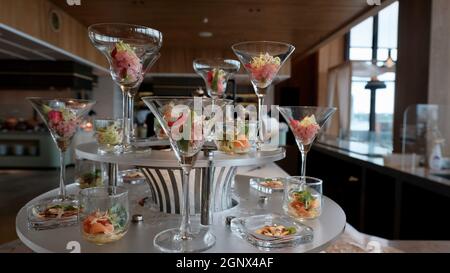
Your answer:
[348,1,399,150]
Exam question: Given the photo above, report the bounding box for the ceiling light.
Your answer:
[198,31,213,38]
[203,17,209,24]
[384,49,396,69]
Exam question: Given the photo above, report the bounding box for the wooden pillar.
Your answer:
[393,0,432,153]
[428,0,450,155]
[428,0,450,106]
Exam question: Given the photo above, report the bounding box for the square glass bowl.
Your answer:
[250,177,285,194]
[230,214,313,249]
[27,197,79,230]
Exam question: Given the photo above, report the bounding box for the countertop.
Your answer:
[314,138,450,195]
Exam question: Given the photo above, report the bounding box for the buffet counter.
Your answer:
[315,139,450,193]
[309,139,450,241]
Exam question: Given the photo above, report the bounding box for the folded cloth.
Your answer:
[323,223,403,253]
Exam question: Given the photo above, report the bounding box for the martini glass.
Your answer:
[232,41,295,150]
[142,96,225,253]
[277,106,336,180]
[193,58,240,99]
[27,98,96,202]
[88,23,162,153]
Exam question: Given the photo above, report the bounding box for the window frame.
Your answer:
[346,1,399,148]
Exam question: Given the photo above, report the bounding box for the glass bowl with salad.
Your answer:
[75,159,105,189]
[214,120,254,154]
[79,186,129,245]
[283,176,322,220]
[94,119,123,154]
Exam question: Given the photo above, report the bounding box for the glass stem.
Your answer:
[128,93,135,141]
[256,94,265,150]
[179,166,192,239]
[301,151,308,181]
[121,88,131,149]
[59,150,66,198]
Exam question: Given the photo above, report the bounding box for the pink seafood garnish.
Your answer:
[111,41,142,83]
[50,119,78,138]
[290,115,320,144]
[245,53,281,85]
[47,109,79,139]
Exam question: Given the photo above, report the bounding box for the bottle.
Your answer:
[429,139,444,171]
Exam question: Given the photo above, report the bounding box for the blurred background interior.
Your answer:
[0,0,449,252]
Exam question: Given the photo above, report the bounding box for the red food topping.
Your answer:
[207,71,214,83]
[120,67,127,79]
[48,110,63,123]
[111,47,117,58]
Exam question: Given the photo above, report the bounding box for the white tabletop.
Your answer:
[16,175,346,253]
[75,142,286,168]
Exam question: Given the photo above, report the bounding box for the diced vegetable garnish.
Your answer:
[255,224,296,237]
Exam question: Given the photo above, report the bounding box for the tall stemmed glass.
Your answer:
[27,98,96,202]
[142,96,223,253]
[232,41,295,150]
[88,23,162,153]
[193,58,240,99]
[277,106,336,180]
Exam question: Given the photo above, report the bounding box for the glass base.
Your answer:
[154,227,216,253]
[258,144,279,152]
[256,141,264,151]
[120,144,152,154]
[130,138,155,154]
[98,145,123,155]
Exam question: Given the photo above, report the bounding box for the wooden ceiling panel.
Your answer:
[50,0,380,57]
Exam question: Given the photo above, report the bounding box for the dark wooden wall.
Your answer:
[275,53,319,107]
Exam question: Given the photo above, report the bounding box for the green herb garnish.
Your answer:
[64,205,77,211]
[42,105,52,115]
[212,70,219,91]
[177,139,190,153]
[108,204,128,231]
[286,226,297,235]
[293,190,315,208]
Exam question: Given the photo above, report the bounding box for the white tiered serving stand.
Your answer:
[16,142,346,253]
[76,142,289,215]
